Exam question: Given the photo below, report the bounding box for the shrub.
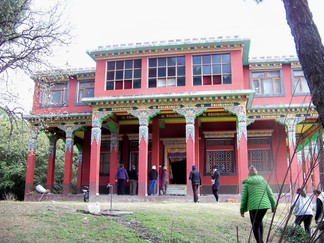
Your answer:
[281,224,310,243]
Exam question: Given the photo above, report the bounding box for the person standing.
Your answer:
[313,189,324,242]
[148,165,158,195]
[240,166,276,243]
[189,165,201,203]
[161,166,169,195]
[115,164,128,195]
[292,188,313,236]
[129,165,138,195]
[211,166,220,203]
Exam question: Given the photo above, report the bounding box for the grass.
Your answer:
[0,200,291,242]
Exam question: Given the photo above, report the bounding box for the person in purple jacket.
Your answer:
[115,164,129,195]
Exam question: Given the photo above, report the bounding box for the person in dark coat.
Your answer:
[148,165,158,195]
[189,165,201,203]
[313,189,324,242]
[129,165,138,195]
[211,166,220,202]
[115,164,128,195]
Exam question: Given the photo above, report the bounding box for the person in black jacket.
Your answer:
[148,165,158,195]
[189,165,201,203]
[313,189,324,242]
[129,165,138,195]
[211,166,220,202]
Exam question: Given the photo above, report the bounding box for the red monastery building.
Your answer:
[24,36,324,201]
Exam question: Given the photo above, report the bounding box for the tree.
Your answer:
[256,0,324,126]
[0,112,78,200]
[0,0,71,114]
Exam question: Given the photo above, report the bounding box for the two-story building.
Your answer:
[24,36,323,201]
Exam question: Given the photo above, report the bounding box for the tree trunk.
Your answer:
[283,0,324,127]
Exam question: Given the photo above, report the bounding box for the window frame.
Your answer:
[250,69,284,97]
[192,53,232,86]
[76,80,94,105]
[148,56,186,88]
[40,82,68,107]
[291,69,310,96]
[106,59,142,90]
[247,137,273,174]
[205,138,236,176]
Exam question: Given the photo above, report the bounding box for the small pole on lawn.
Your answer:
[107,184,113,212]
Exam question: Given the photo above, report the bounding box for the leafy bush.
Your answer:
[281,224,310,243]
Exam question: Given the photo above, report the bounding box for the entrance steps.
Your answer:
[166,184,187,196]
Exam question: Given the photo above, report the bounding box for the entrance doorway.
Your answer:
[170,159,186,184]
[163,138,186,185]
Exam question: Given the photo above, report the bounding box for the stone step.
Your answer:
[166,184,187,196]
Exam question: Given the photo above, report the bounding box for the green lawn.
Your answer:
[0,200,291,242]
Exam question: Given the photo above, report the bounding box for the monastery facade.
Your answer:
[24,37,323,201]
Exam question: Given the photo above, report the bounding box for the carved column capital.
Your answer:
[47,135,58,157]
[225,104,247,148]
[110,131,119,152]
[28,127,39,155]
[59,125,80,152]
[276,116,305,147]
[92,110,112,127]
[129,109,160,143]
[91,110,112,145]
[173,107,206,142]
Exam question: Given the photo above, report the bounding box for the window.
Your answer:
[40,83,68,107]
[193,53,231,86]
[148,56,185,88]
[100,152,110,176]
[205,138,235,174]
[248,137,273,173]
[251,70,283,96]
[76,80,94,104]
[106,59,141,90]
[292,70,310,95]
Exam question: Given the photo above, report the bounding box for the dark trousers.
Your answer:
[212,189,219,202]
[294,215,313,235]
[249,209,268,243]
[117,179,125,195]
[192,184,199,202]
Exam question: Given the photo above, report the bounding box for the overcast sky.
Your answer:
[10,0,324,112]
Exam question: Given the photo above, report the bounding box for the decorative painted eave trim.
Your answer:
[291,62,302,69]
[247,104,318,119]
[83,89,255,109]
[249,63,282,70]
[247,129,273,137]
[86,36,251,65]
[203,131,235,138]
[161,137,186,145]
[249,55,298,64]
[31,67,96,82]
[248,56,301,70]
[24,112,92,126]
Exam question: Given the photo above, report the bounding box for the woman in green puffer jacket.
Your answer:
[240,166,276,243]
